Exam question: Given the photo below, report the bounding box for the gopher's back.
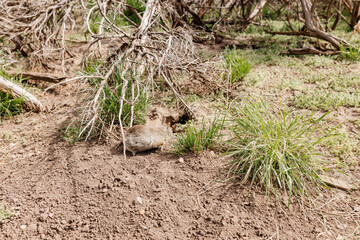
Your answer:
[125,125,170,155]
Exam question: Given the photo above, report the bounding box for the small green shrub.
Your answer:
[225,98,335,202]
[0,91,24,118]
[0,204,12,222]
[340,45,360,62]
[224,48,253,84]
[174,116,224,155]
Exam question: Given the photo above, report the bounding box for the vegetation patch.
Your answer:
[340,45,360,62]
[225,98,335,202]
[293,90,360,111]
[173,116,224,155]
[0,204,12,222]
[0,91,24,119]
[322,127,360,167]
[99,68,149,127]
[224,47,253,84]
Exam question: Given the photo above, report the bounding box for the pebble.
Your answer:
[28,223,37,231]
[178,157,184,163]
[136,197,143,205]
[39,213,48,222]
[20,225,27,230]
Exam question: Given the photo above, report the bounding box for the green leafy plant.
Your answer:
[224,47,253,84]
[225,98,335,203]
[174,116,224,155]
[0,204,13,222]
[0,91,24,118]
[340,45,360,62]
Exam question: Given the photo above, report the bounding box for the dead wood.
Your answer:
[6,71,66,83]
[300,0,349,50]
[0,76,44,112]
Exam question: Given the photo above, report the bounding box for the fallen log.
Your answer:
[0,76,44,112]
[6,71,66,83]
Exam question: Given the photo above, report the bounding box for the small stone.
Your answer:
[39,213,48,222]
[28,223,37,231]
[319,175,355,191]
[139,209,145,215]
[20,225,27,230]
[102,188,108,193]
[49,213,54,218]
[136,197,143,205]
[61,220,67,225]
[178,157,184,163]
[336,235,344,240]
[209,151,216,157]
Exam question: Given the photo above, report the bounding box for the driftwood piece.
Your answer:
[0,76,44,112]
[6,71,66,83]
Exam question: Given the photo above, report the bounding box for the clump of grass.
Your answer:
[226,98,335,202]
[173,116,224,155]
[340,45,360,62]
[224,47,253,84]
[0,70,25,119]
[98,68,149,127]
[0,204,13,222]
[0,91,24,118]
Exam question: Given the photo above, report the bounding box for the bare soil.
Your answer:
[0,82,359,240]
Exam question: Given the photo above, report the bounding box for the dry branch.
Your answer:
[6,71,66,83]
[0,76,44,112]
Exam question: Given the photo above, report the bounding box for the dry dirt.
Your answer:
[0,82,359,240]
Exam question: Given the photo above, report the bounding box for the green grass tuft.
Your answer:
[225,98,335,203]
[224,47,253,84]
[340,45,360,62]
[173,116,224,155]
[0,91,24,118]
[98,68,149,127]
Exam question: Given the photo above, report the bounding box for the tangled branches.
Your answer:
[0,0,79,72]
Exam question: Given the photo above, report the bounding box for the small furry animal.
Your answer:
[125,124,172,156]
